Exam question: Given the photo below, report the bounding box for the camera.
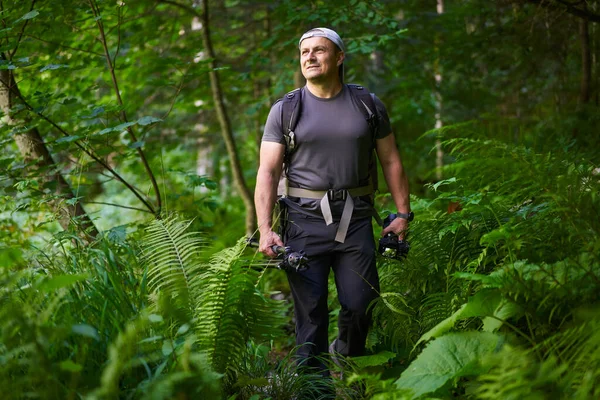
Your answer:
[378,213,410,260]
[270,245,309,272]
[247,238,309,272]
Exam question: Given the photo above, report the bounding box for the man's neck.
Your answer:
[305,79,343,99]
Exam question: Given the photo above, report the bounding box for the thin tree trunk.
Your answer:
[196,132,212,195]
[579,12,591,105]
[434,0,444,181]
[0,68,99,239]
[89,0,162,216]
[160,0,256,235]
[199,0,256,236]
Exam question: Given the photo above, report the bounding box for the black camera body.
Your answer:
[378,213,410,260]
[271,245,309,272]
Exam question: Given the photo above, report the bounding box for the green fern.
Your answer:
[472,345,568,400]
[196,238,287,374]
[144,216,206,312]
[375,123,599,398]
[142,217,287,375]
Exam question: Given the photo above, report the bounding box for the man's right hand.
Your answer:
[258,230,284,258]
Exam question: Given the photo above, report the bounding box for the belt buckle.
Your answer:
[327,189,347,202]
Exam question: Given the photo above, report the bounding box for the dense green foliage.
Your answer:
[1,0,599,398]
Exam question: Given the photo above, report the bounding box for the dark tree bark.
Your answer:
[580,11,591,105]
[0,68,99,240]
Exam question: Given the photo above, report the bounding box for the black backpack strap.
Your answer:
[347,84,382,203]
[280,87,303,175]
[346,84,379,139]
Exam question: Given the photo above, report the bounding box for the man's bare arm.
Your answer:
[255,141,286,257]
[376,133,411,238]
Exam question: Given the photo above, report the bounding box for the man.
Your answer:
[254,27,411,373]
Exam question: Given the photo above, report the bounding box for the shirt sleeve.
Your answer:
[373,94,392,140]
[262,100,286,145]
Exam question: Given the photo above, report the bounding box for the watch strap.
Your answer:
[396,211,414,222]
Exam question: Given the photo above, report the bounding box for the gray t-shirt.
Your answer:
[262,85,392,220]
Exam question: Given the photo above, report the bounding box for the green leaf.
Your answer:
[60,360,83,372]
[137,116,162,126]
[380,292,411,316]
[128,141,144,149]
[176,323,190,336]
[106,225,127,244]
[40,64,69,72]
[71,324,101,341]
[80,107,105,119]
[55,135,82,144]
[96,121,135,136]
[65,197,81,206]
[396,332,501,398]
[187,175,218,190]
[482,301,521,332]
[162,340,174,356]
[39,274,89,292]
[417,289,502,345]
[114,121,136,131]
[16,10,39,22]
[353,351,396,368]
[61,97,77,105]
[429,177,458,191]
[148,314,163,323]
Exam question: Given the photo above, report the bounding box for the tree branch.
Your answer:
[8,0,36,60]
[89,0,162,214]
[24,34,104,57]
[523,0,600,22]
[0,76,158,215]
[84,201,152,213]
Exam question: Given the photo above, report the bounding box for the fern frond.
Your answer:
[196,238,286,374]
[473,345,569,399]
[143,216,206,310]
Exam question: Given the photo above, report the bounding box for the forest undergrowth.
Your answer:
[2,122,599,399]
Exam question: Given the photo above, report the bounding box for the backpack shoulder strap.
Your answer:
[346,84,382,201]
[346,84,379,138]
[280,87,303,155]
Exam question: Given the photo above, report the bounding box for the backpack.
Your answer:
[278,84,380,194]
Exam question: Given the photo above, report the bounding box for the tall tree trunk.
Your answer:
[0,68,99,239]
[198,0,256,236]
[196,132,213,195]
[579,11,591,105]
[434,0,444,181]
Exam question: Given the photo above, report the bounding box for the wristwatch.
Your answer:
[396,211,414,222]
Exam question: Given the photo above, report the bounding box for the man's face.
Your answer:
[299,36,344,83]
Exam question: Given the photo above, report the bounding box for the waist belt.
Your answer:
[287,186,373,243]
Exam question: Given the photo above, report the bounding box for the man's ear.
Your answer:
[337,51,345,66]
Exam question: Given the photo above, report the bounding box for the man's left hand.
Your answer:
[381,217,409,240]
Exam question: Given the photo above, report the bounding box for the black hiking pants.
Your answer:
[284,211,380,372]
